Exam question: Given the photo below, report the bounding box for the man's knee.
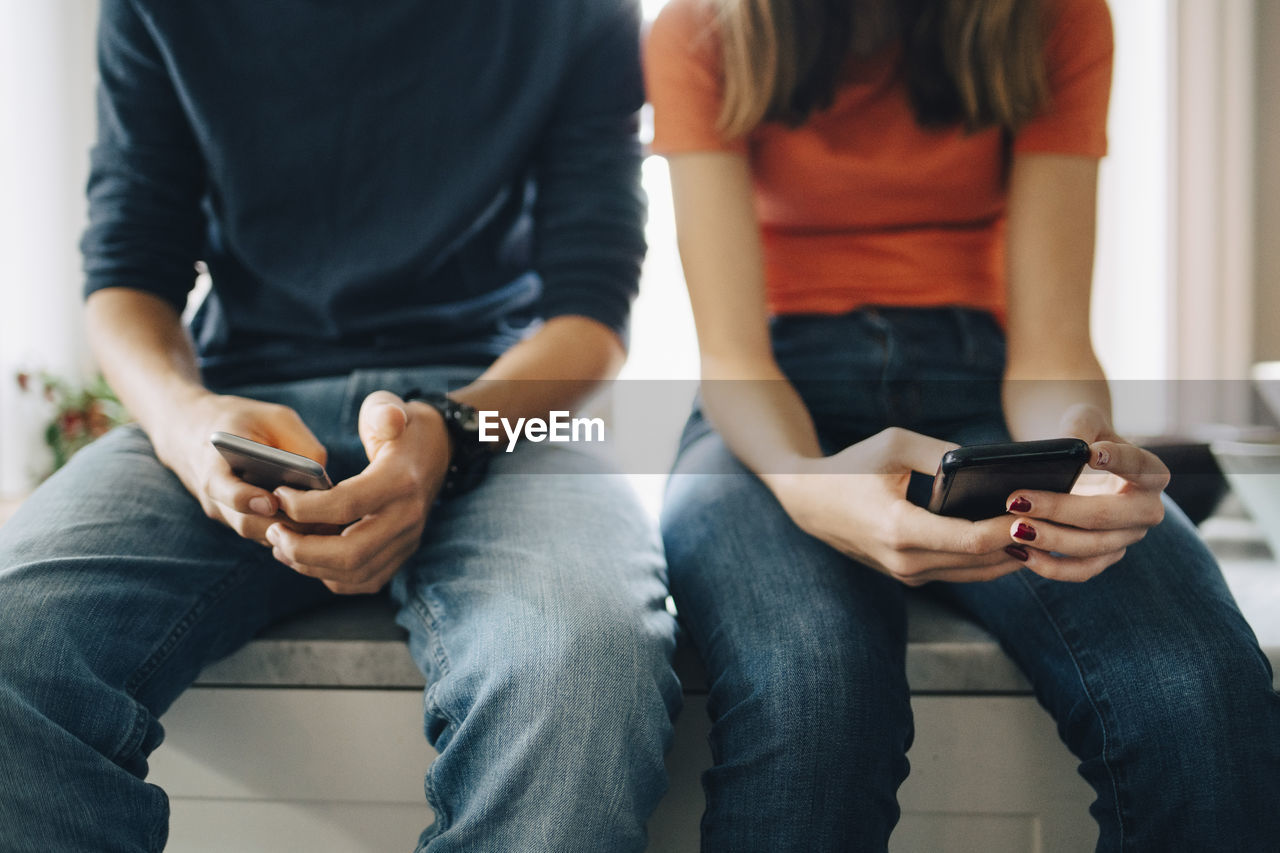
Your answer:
[0,591,134,764]
[527,589,674,719]
[0,570,72,691]
[435,579,679,746]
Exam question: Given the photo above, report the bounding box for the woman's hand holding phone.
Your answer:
[1001,404,1171,582]
[153,392,329,546]
[774,427,1029,587]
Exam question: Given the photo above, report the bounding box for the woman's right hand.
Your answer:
[771,428,1028,586]
[150,392,329,546]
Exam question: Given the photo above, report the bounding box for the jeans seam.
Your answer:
[338,372,362,437]
[407,587,455,844]
[953,307,978,365]
[144,794,168,853]
[418,685,454,851]
[1015,571,1128,847]
[123,563,252,699]
[408,586,453,682]
[108,698,154,776]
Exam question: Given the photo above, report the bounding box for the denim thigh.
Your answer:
[667,306,1280,851]
[663,413,912,852]
[0,377,358,852]
[388,435,680,853]
[0,364,481,852]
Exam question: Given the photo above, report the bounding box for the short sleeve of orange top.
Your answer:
[645,0,1114,320]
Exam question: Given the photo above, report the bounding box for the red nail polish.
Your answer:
[1013,522,1037,542]
[1005,545,1030,562]
[1009,496,1032,513]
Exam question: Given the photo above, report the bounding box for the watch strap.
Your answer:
[403,389,491,499]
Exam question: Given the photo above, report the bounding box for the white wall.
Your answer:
[1257,0,1280,365]
[1091,0,1171,436]
[0,2,99,495]
[1093,0,1170,382]
[1164,0,1258,429]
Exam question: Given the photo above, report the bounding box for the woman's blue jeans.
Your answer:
[0,365,680,853]
[662,307,1280,852]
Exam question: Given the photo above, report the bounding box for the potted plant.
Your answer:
[15,371,130,477]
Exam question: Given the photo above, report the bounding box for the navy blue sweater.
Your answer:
[82,0,647,387]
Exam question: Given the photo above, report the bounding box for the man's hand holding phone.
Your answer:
[268,391,452,595]
[1000,404,1171,582]
[154,393,329,547]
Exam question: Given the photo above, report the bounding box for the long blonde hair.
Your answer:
[713,0,1050,139]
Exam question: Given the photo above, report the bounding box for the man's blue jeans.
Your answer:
[0,365,680,853]
[662,308,1280,852]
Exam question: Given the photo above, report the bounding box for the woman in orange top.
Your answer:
[648,0,1280,849]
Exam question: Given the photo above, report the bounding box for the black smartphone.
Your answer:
[927,438,1091,521]
[210,431,332,491]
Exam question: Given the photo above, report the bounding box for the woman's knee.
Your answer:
[1129,647,1275,748]
[1083,640,1280,818]
[709,627,913,761]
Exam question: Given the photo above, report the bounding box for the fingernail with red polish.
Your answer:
[1009,496,1032,513]
[1013,522,1037,542]
[1096,448,1110,467]
[1005,545,1030,562]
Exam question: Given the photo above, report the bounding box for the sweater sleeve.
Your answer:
[530,0,648,338]
[81,0,206,310]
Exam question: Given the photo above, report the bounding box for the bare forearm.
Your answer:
[449,315,626,419]
[85,287,209,445]
[1002,155,1109,441]
[663,152,824,490]
[1002,354,1111,441]
[698,353,824,492]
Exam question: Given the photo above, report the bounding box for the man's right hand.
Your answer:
[152,393,328,546]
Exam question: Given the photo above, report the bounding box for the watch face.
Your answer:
[457,407,480,434]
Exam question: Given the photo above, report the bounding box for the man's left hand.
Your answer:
[269,390,451,594]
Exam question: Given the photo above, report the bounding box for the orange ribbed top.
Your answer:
[645,0,1114,320]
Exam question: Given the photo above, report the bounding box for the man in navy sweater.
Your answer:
[0,2,679,850]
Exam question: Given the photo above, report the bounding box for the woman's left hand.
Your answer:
[1002,404,1171,582]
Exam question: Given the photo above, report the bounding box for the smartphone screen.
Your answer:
[927,438,1091,521]
[210,431,332,491]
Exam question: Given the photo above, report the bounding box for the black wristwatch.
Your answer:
[404,390,492,499]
